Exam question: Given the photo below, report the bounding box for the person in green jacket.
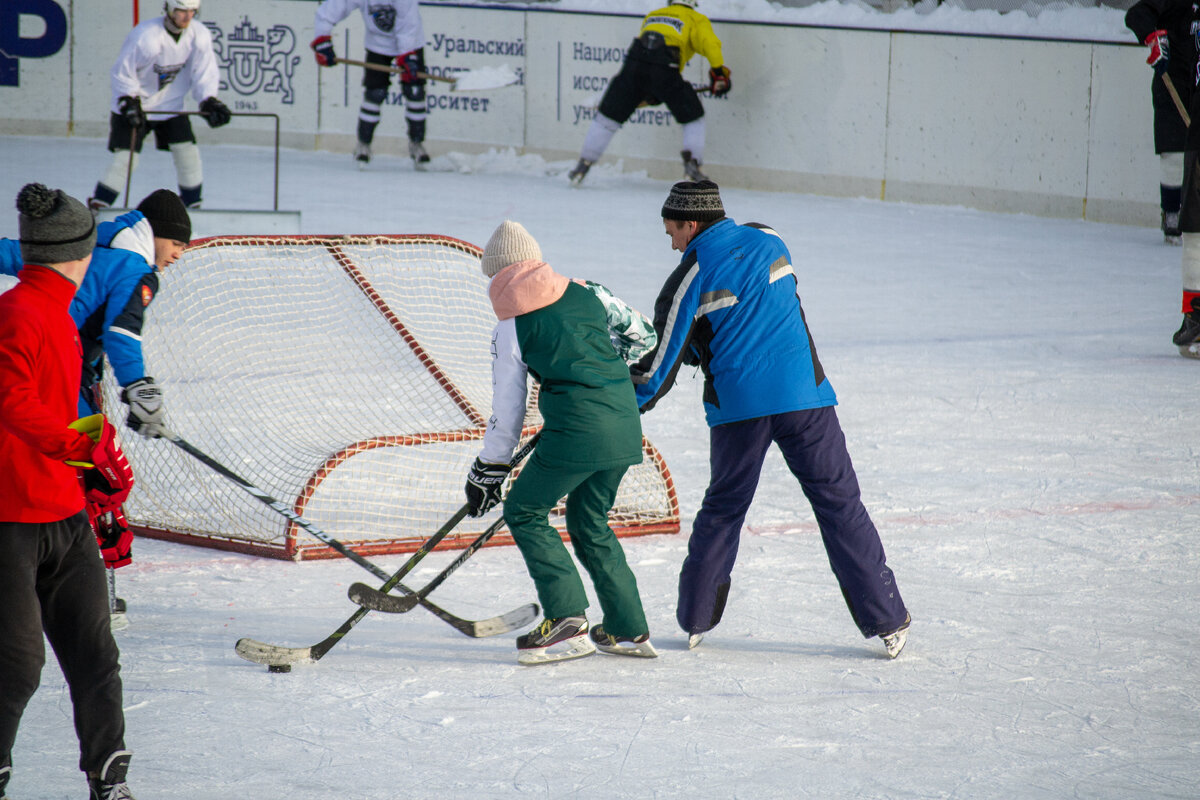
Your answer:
[464,220,658,666]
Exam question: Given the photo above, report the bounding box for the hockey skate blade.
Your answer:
[110,613,129,632]
[235,637,312,666]
[595,639,658,658]
[1179,342,1200,359]
[687,633,704,650]
[517,634,596,666]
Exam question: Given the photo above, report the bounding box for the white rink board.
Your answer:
[0,1,1157,224]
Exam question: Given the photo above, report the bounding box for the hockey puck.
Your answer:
[267,663,292,673]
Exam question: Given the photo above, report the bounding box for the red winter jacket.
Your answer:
[0,264,93,522]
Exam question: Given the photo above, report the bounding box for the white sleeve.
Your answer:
[109,27,148,105]
[478,318,529,465]
[188,24,221,103]
[314,0,355,39]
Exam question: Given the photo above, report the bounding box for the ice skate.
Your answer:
[0,764,11,800]
[687,633,704,650]
[409,140,431,170]
[568,158,593,186]
[880,614,911,659]
[1173,299,1200,358]
[589,624,658,658]
[516,616,595,665]
[681,150,708,181]
[1163,211,1182,246]
[87,197,110,217]
[353,141,372,169]
[88,750,134,800]
[110,596,129,631]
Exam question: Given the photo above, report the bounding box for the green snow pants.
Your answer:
[503,452,649,638]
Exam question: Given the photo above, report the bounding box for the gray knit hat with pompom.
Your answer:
[16,183,96,265]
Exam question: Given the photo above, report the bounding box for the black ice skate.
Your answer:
[516,616,595,665]
[409,140,431,170]
[88,750,134,800]
[880,614,911,659]
[1163,211,1182,245]
[1173,297,1200,358]
[0,764,11,800]
[354,142,372,169]
[681,150,709,181]
[589,624,658,658]
[568,158,592,186]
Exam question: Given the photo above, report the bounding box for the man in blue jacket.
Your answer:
[632,180,911,658]
[2,189,190,434]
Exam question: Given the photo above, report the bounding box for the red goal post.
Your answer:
[107,234,679,559]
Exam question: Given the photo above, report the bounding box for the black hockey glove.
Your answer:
[122,377,167,439]
[311,35,337,67]
[199,96,232,128]
[118,95,146,129]
[464,458,511,517]
[709,66,731,98]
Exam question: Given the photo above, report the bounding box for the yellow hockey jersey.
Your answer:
[638,5,725,73]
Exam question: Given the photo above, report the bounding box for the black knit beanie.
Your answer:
[661,180,725,222]
[16,183,96,265]
[137,189,192,244]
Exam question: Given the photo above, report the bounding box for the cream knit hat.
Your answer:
[481,220,542,277]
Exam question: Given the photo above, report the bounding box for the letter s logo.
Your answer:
[0,0,69,87]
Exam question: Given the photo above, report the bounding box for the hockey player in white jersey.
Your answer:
[90,0,231,212]
[310,0,432,168]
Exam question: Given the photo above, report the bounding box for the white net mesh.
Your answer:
[105,235,678,559]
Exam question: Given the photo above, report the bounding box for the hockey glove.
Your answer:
[118,95,146,129]
[311,35,337,67]
[122,377,167,439]
[396,49,422,83]
[89,505,134,569]
[464,458,511,517]
[709,66,732,98]
[199,96,232,128]
[1145,30,1169,74]
[69,415,135,513]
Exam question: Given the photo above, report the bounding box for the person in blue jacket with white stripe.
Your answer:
[631,180,911,658]
[1,189,190,436]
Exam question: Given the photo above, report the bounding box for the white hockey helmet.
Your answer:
[165,0,201,12]
[669,0,699,7]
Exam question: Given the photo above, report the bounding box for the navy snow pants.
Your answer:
[677,406,908,638]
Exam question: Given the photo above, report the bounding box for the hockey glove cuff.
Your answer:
[199,96,232,128]
[311,36,337,67]
[122,377,167,439]
[464,458,511,517]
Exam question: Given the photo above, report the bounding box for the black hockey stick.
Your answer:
[162,430,518,636]
[234,432,541,668]
[348,512,509,614]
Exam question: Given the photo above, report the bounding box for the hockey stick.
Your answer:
[234,432,542,668]
[337,57,519,91]
[1163,73,1191,127]
[348,509,508,613]
[162,429,517,636]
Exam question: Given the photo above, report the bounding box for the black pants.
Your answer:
[0,512,125,774]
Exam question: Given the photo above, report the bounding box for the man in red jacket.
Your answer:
[0,184,137,800]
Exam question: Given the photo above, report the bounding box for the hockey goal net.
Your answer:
[106,234,679,560]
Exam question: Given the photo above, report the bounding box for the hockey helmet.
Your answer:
[669,0,699,7]
[165,0,201,12]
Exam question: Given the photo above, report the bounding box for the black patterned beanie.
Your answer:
[661,180,725,222]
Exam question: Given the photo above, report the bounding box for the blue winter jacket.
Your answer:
[632,217,837,426]
[1,211,159,411]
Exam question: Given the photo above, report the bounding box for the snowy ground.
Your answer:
[1,135,1197,799]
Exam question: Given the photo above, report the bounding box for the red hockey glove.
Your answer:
[396,50,422,83]
[89,505,133,569]
[311,35,337,67]
[70,415,135,513]
[1145,30,1169,73]
[709,66,731,98]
